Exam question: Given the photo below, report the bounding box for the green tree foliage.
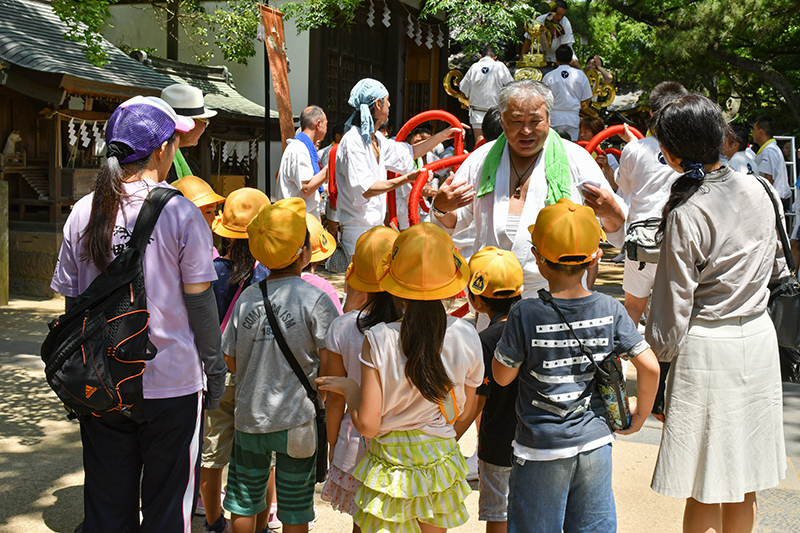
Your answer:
[52,0,261,67]
[281,0,537,56]
[582,0,800,132]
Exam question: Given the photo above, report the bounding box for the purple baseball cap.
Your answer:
[106,96,195,163]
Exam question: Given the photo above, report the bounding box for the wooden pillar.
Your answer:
[0,178,8,305]
[48,115,62,224]
[199,131,211,182]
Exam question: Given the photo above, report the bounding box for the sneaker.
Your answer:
[205,515,230,533]
[195,495,206,516]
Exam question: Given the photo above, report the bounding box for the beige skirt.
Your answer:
[651,312,786,503]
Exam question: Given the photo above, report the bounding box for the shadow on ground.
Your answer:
[0,365,84,533]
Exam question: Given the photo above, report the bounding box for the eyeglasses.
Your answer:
[196,118,210,126]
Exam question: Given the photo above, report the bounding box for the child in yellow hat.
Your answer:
[317,222,484,533]
[319,226,401,528]
[459,246,524,533]
[172,175,225,228]
[492,199,659,533]
[221,198,340,533]
[301,213,344,314]
[199,186,270,533]
[172,175,225,260]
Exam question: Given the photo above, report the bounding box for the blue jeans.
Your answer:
[507,444,616,533]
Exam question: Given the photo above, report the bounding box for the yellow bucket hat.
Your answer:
[171,175,225,208]
[346,226,400,292]
[377,222,469,301]
[306,214,336,263]
[247,197,308,270]
[212,187,270,240]
[468,246,523,298]
[528,199,606,265]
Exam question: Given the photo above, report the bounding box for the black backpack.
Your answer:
[41,187,180,419]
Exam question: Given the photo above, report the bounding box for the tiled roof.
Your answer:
[144,56,276,121]
[0,0,174,97]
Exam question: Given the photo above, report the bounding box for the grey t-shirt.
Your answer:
[222,276,339,434]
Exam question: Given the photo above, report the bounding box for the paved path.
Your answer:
[1,259,798,532]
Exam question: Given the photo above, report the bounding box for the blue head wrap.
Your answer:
[345,78,389,143]
[680,159,706,180]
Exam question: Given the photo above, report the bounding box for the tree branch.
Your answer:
[708,45,800,126]
[603,0,672,27]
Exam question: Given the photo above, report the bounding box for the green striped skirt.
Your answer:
[353,430,470,533]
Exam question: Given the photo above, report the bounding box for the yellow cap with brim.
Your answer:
[212,188,270,239]
[346,226,400,292]
[172,175,225,209]
[306,214,335,263]
[377,222,469,301]
[468,246,524,298]
[247,198,308,270]
[528,198,606,265]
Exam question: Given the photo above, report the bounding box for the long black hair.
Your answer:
[654,94,726,240]
[356,291,401,334]
[228,238,257,286]
[400,299,453,403]
[81,135,176,273]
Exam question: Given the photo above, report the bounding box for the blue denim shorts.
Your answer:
[507,444,616,533]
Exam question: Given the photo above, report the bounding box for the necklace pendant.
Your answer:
[514,187,521,199]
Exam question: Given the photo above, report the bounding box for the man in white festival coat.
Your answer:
[459,43,514,144]
[335,78,462,255]
[274,105,329,219]
[432,80,627,299]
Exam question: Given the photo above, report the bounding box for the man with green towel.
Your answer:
[431,80,626,299]
[161,83,217,182]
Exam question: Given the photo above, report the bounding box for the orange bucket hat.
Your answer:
[171,175,225,209]
[212,188,270,240]
[377,222,469,301]
[346,226,400,292]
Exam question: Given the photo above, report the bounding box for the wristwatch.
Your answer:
[431,204,449,218]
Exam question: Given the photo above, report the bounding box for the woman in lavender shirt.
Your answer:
[51,96,226,533]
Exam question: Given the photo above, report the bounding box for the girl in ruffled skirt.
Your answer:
[320,226,401,529]
[318,223,484,533]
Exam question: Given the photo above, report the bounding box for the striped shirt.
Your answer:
[496,292,647,451]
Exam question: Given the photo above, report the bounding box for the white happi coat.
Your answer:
[335,125,415,254]
[441,134,627,298]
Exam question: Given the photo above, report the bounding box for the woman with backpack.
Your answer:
[51,96,226,532]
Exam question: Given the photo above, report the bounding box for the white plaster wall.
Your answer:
[103,1,311,189]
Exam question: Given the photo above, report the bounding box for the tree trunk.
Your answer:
[167,0,179,60]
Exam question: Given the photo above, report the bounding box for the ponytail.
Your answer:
[81,155,141,272]
[80,136,174,273]
[656,174,706,242]
[401,299,452,403]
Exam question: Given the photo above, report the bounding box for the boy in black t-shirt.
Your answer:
[464,246,524,533]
